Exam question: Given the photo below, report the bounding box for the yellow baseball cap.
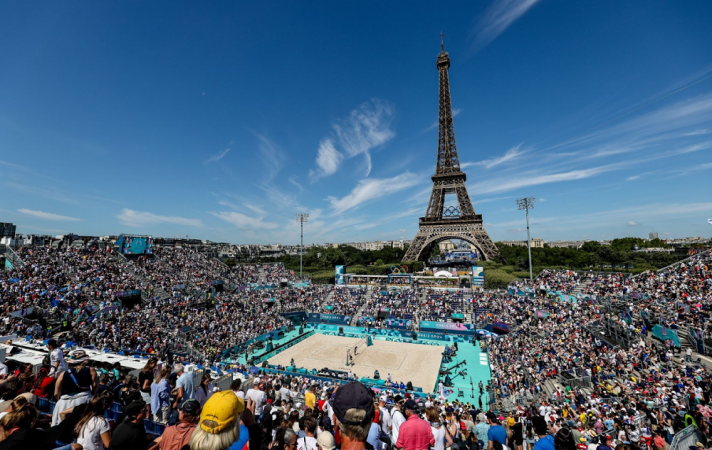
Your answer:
[199,391,245,434]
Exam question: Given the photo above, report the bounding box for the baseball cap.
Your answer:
[179,399,201,416]
[317,430,337,450]
[379,395,388,402]
[199,391,245,434]
[403,399,418,411]
[332,381,375,426]
[253,377,261,385]
[15,392,37,405]
[125,400,147,418]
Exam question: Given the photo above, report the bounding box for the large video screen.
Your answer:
[116,235,154,255]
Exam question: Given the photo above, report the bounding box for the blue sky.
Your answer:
[1,1,711,245]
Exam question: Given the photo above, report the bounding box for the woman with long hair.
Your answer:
[139,358,158,405]
[0,402,39,446]
[16,364,35,393]
[426,406,453,450]
[194,372,214,407]
[31,367,55,398]
[554,427,577,450]
[75,392,113,450]
[273,427,298,450]
[0,397,27,422]
[151,365,172,424]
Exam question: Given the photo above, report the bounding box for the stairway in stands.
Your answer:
[320,289,335,310]
[350,298,369,326]
[571,278,592,298]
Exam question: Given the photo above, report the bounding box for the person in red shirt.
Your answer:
[31,368,55,398]
[576,437,588,450]
[395,400,434,450]
[318,393,326,413]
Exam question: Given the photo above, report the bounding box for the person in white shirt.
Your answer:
[246,377,266,417]
[47,339,68,376]
[378,396,392,437]
[390,397,406,445]
[231,379,245,400]
[297,416,319,450]
[277,383,290,402]
[0,361,8,379]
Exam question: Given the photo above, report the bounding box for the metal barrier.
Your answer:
[561,375,592,390]
[3,245,25,268]
[669,425,705,450]
[37,396,167,437]
[214,374,233,391]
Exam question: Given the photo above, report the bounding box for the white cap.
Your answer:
[379,395,388,402]
[254,377,261,384]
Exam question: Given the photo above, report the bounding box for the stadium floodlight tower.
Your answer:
[295,213,309,280]
[516,197,535,282]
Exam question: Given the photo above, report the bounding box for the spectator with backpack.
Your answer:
[391,396,407,446]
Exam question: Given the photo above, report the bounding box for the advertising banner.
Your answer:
[472,266,484,287]
[386,317,412,330]
[492,322,511,333]
[335,265,346,285]
[281,311,308,323]
[413,331,451,341]
[419,321,474,335]
[114,289,141,298]
[308,313,351,325]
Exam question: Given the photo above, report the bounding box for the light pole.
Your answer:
[516,197,535,282]
[295,213,309,279]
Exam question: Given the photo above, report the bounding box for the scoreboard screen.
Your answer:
[116,235,154,255]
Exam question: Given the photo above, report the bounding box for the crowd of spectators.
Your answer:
[1,241,711,450]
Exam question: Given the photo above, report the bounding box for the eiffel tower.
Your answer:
[402,36,499,262]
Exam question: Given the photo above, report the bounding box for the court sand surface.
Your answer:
[267,334,445,391]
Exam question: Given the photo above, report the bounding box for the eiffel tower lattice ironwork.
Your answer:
[402,36,499,262]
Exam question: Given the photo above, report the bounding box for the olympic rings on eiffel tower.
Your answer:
[390,265,409,274]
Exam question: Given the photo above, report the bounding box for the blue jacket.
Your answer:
[151,378,171,412]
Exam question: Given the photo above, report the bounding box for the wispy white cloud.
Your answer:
[243,203,267,216]
[471,164,620,195]
[255,133,284,181]
[0,160,26,169]
[673,141,712,155]
[310,139,344,180]
[627,221,639,226]
[473,196,514,205]
[493,202,712,234]
[288,176,304,192]
[464,144,525,169]
[211,211,278,230]
[204,148,231,164]
[3,181,79,204]
[17,209,81,222]
[328,172,421,215]
[423,108,462,132]
[312,99,395,179]
[471,0,540,52]
[117,209,203,227]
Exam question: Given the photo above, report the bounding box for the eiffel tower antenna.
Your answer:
[402,38,499,263]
